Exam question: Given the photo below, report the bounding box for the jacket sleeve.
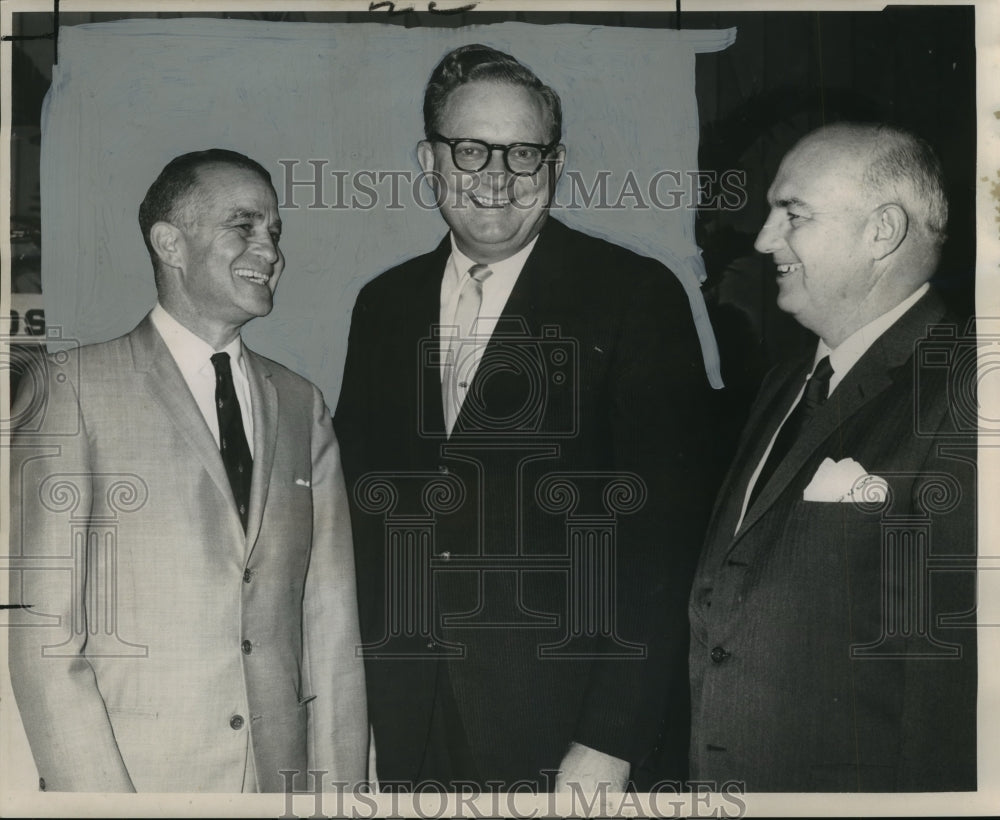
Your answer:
[302,383,369,788]
[332,289,371,491]
[570,261,721,768]
[896,386,977,790]
[7,354,135,791]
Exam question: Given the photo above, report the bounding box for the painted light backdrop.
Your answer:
[41,18,735,400]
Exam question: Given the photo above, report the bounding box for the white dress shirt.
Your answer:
[150,303,255,456]
[735,283,929,532]
[438,234,539,412]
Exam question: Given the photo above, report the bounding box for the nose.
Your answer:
[478,148,515,197]
[485,146,509,171]
[479,146,511,182]
[251,229,279,265]
[754,209,784,254]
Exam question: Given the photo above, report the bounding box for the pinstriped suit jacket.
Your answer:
[689,291,977,791]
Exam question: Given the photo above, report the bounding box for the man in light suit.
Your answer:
[8,149,368,792]
[335,44,719,791]
[689,123,977,791]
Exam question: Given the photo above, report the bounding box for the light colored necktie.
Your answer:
[443,263,493,435]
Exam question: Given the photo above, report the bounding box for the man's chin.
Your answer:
[774,291,801,317]
[461,217,547,254]
[239,296,275,320]
[459,232,532,262]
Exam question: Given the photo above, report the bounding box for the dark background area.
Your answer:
[8,5,977,435]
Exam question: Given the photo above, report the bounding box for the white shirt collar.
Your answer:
[438,234,541,405]
[816,283,929,394]
[150,303,244,373]
[447,233,540,287]
[150,303,254,456]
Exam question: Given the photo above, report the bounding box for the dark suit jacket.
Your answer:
[335,218,719,788]
[688,290,977,791]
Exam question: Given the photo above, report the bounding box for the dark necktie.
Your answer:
[211,352,253,530]
[747,355,834,509]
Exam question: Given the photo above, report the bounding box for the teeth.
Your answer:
[234,268,269,285]
[472,194,509,208]
[776,263,803,274]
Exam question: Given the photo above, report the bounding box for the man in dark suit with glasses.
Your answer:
[335,43,718,792]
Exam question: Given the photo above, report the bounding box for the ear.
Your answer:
[869,203,908,261]
[549,144,566,185]
[149,221,185,270]
[416,140,445,205]
[416,140,437,176]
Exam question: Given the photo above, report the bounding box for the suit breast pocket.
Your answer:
[781,500,897,632]
[270,446,314,509]
[106,705,159,719]
[784,500,884,553]
[742,500,886,606]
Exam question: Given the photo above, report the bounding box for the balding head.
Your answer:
[796,122,948,256]
[754,123,948,347]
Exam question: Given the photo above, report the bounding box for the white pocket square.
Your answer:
[294,478,311,488]
[803,457,888,503]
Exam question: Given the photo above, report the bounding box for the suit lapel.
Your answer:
[706,358,811,543]
[452,221,556,434]
[419,236,453,437]
[130,315,245,541]
[244,349,278,556]
[732,290,947,542]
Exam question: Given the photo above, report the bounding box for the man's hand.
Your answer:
[554,742,629,793]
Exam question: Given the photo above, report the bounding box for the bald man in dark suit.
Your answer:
[689,123,976,792]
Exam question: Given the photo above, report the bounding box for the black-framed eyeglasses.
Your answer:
[428,133,560,176]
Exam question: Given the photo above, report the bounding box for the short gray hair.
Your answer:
[807,123,949,250]
[859,124,948,247]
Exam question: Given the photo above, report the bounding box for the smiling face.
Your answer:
[162,163,284,347]
[417,80,564,264]
[753,136,879,347]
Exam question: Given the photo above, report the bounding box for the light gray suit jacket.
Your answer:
[8,314,368,792]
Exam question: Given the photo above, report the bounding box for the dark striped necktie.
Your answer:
[211,352,253,530]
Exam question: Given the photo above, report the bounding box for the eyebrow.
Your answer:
[226,208,281,232]
[773,196,809,211]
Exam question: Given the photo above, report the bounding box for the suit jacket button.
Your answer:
[243,568,253,583]
[230,714,245,730]
[242,639,253,654]
[38,777,46,791]
[710,646,730,664]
